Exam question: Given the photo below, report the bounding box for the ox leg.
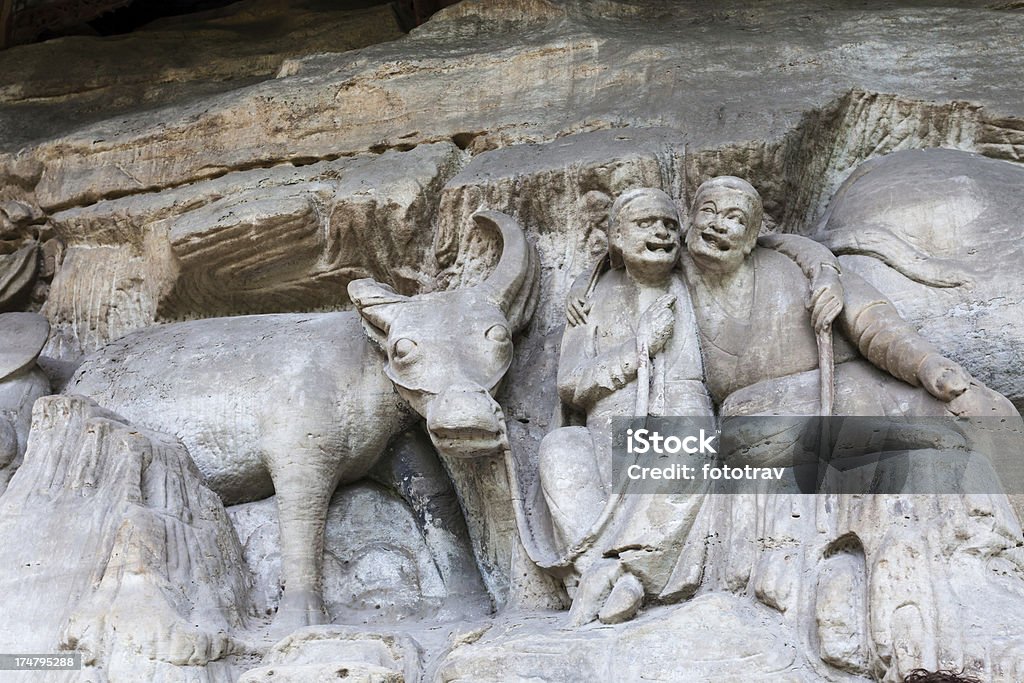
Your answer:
[267,453,340,639]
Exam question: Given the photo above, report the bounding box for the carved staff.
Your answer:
[816,322,835,532]
[818,324,835,417]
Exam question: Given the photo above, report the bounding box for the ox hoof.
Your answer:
[271,589,329,639]
[155,622,237,666]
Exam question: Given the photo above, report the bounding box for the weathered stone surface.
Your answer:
[0,242,38,310]
[4,1,1024,215]
[228,479,488,624]
[239,626,420,683]
[0,395,254,682]
[0,0,404,153]
[438,594,809,682]
[3,1,1024,681]
[68,210,538,635]
[42,142,461,359]
[813,148,1024,410]
[0,312,50,493]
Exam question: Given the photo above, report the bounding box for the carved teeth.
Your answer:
[702,233,729,250]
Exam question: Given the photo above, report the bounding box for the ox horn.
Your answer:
[472,210,531,314]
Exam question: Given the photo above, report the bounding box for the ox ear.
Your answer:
[349,278,410,348]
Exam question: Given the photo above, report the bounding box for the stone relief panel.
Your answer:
[65,210,537,639]
[0,3,1023,682]
[4,132,1024,682]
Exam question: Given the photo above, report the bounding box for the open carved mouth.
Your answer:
[645,241,676,253]
[701,233,730,251]
[431,426,501,441]
[429,425,505,456]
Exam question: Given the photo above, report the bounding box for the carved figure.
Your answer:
[0,312,51,494]
[0,242,38,312]
[681,175,1005,419]
[533,178,1022,680]
[678,176,1022,679]
[69,210,538,636]
[534,185,868,623]
[534,188,712,623]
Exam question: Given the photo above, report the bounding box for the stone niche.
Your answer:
[0,1,1023,682]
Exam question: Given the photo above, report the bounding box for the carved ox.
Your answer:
[812,148,1024,411]
[69,210,538,635]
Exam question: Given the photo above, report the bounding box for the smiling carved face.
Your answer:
[612,192,682,276]
[686,185,760,274]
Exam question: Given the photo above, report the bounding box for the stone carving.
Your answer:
[0,395,253,680]
[0,311,50,494]
[518,176,1024,680]
[68,210,539,637]
[228,427,489,624]
[0,241,37,311]
[681,175,1011,420]
[0,198,48,313]
[534,187,712,624]
[812,148,1024,412]
[677,176,1022,679]
[438,593,806,682]
[237,626,421,683]
[4,5,1024,679]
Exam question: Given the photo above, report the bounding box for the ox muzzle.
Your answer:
[425,383,506,457]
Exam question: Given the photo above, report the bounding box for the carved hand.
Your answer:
[918,353,971,402]
[637,294,676,356]
[566,296,592,327]
[808,265,844,333]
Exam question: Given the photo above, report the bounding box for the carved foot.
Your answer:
[568,560,644,627]
[867,539,967,680]
[597,573,644,625]
[61,574,241,667]
[271,588,329,640]
[149,620,237,666]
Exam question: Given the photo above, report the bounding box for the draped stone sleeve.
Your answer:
[556,319,639,412]
[758,232,841,279]
[838,270,941,388]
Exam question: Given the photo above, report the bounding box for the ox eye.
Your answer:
[392,338,417,360]
[485,325,510,343]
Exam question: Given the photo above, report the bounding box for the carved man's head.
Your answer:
[686,176,763,274]
[608,188,681,278]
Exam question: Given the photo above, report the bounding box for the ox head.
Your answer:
[349,210,538,456]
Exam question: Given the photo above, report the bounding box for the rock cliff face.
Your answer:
[0,395,254,682]
[1,1,1024,681]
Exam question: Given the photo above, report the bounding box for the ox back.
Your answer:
[69,312,413,505]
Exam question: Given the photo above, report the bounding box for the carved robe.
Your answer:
[547,265,715,594]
